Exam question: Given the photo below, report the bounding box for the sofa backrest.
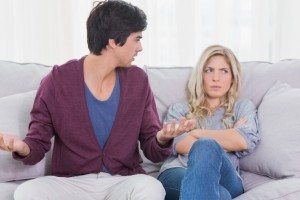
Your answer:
[0,60,51,98]
[145,59,300,123]
[1,59,300,181]
[0,60,53,182]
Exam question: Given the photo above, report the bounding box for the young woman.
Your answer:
[158,45,260,200]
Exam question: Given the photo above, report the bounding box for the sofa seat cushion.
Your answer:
[240,170,273,191]
[234,178,300,200]
[0,180,25,200]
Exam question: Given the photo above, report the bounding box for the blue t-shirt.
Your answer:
[85,72,120,149]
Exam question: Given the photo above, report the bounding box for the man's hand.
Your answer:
[0,133,30,156]
[156,117,196,145]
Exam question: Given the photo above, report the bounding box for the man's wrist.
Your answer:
[17,143,30,157]
[156,132,171,147]
[156,135,167,146]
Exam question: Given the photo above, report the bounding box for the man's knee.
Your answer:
[132,174,166,199]
[14,179,44,200]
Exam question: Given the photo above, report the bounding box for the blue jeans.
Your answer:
[158,167,186,200]
[158,138,244,200]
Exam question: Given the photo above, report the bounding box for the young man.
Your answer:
[0,1,195,199]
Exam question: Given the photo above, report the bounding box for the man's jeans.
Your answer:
[158,138,244,200]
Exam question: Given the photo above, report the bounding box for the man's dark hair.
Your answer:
[87,0,147,55]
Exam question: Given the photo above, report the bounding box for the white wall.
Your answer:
[0,0,92,66]
[0,0,300,67]
[273,0,300,61]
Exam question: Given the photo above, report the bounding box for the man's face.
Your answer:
[114,32,143,67]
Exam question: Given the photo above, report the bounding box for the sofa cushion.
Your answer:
[0,60,51,98]
[240,170,272,191]
[144,66,192,123]
[0,180,25,200]
[145,60,300,121]
[240,60,300,107]
[234,178,300,200]
[0,90,47,182]
[240,82,300,178]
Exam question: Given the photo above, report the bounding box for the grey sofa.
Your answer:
[0,59,300,200]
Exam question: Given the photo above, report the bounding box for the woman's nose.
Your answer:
[212,72,220,81]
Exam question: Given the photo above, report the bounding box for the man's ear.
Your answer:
[108,39,117,48]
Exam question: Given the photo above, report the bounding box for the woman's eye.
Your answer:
[204,68,213,73]
[221,69,229,73]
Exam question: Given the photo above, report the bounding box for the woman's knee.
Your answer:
[190,138,221,156]
[188,138,223,168]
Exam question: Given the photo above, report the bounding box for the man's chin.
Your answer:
[118,63,132,68]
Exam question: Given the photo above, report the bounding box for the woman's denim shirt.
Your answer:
[159,98,260,175]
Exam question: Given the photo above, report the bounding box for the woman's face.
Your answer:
[203,55,233,101]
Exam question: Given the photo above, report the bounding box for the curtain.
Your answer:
[132,0,300,67]
[0,0,93,66]
[1,0,300,67]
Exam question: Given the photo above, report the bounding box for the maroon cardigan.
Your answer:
[14,57,171,176]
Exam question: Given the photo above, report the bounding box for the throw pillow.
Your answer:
[240,82,300,178]
[0,90,47,182]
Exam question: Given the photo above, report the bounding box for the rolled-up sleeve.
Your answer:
[234,99,260,158]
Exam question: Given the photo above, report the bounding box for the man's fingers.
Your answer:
[188,120,195,129]
[162,123,168,134]
[179,117,186,125]
[178,118,186,132]
[0,135,7,150]
[0,135,4,145]
[182,119,195,131]
[8,138,14,151]
[161,118,196,139]
[0,136,6,150]
[170,120,177,132]
[0,136,10,151]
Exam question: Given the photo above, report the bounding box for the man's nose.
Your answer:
[137,42,143,52]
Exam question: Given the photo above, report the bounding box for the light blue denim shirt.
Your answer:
[159,98,260,175]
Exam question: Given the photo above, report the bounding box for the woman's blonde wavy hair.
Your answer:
[186,44,241,128]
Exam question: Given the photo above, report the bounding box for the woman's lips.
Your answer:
[210,86,221,90]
